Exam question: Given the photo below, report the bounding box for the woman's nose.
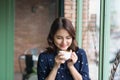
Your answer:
[62,39,67,44]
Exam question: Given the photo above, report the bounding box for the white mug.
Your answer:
[59,51,71,60]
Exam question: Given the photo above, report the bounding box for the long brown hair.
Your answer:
[46,17,78,53]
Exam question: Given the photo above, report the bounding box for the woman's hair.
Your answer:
[46,17,78,53]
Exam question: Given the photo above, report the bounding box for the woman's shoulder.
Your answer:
[38,50,55,59]
[39,50,49,57]
[76,48,86,53]
[76,47,86,55]
[76,48,88,61]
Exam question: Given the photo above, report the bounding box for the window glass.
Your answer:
[110,0,120,79]
[82,0,100,80]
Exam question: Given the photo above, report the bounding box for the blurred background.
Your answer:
[14,0,120,80]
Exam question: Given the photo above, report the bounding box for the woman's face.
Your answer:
[54,28,72,51]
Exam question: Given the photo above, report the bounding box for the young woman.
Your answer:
[37,17,90,80]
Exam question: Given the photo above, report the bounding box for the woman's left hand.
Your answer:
[67,51,78,67]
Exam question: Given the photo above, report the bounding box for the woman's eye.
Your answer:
[55,36,72,39]
[56,37,62,39]
[66,37,72,39]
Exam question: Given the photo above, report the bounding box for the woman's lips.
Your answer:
[60,45,67,48]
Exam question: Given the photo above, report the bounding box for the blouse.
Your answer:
[37,48,90,80]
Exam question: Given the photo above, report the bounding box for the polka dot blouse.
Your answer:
[37,48,90,80]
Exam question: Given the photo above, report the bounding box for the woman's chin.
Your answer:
[60,48,68,51]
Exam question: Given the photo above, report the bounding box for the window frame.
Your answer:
[76,0,111,80]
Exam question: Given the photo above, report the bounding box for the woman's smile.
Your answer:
[60,44,67,48]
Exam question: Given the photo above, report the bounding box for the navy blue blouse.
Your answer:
[37,48,90,80]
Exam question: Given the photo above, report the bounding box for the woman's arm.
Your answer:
[45,52,66,80]
[68,65,83,80]
[45,64,59,80]
[67,52,83,80]
[67,49,90,80]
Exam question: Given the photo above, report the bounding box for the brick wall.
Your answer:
[15,0,57,72]
[64,0,76,27]
[81,0,89,54]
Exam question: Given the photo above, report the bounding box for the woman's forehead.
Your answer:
[55,28,70,36]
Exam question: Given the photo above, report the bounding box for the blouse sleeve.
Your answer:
[77,49,90,80]
[37,53,49,80]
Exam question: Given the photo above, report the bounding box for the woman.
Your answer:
[37,17,90,80]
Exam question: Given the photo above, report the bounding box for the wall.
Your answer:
[15,0,57,72]
[64,0,76,27]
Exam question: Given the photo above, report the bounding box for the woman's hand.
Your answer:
[66,52,83,80]
[45,52,66,80]
[54,52,66,68]
[67,51,78,67]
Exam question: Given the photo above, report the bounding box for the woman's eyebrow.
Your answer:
[55,35,62,37]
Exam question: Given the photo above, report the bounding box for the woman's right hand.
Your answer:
[54,52,66,68]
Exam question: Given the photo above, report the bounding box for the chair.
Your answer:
[19,48,38,80]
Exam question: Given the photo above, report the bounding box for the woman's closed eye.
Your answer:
[56,36,62,39]
[66,36,72,39]
[56,36,72,40]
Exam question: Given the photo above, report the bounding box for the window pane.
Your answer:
[110,0,120,79]
[82,0,100,80]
